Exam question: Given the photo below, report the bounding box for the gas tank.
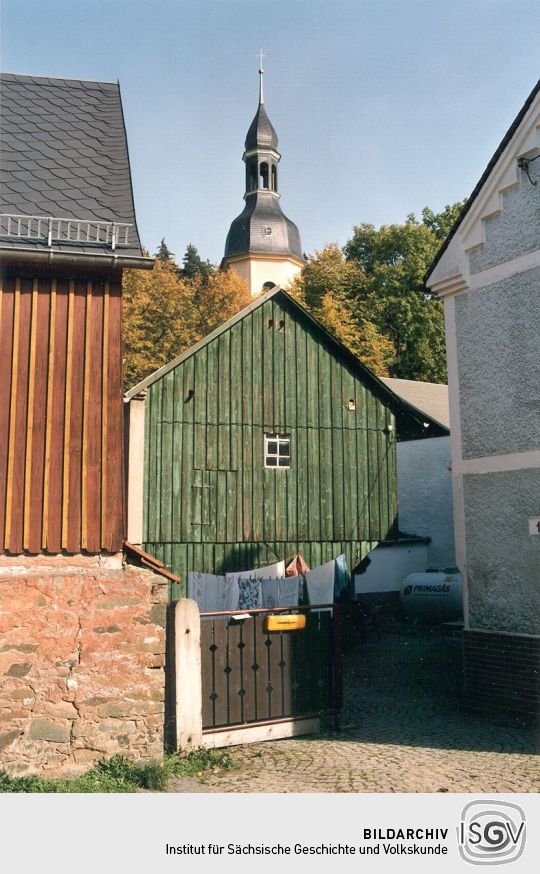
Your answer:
[400,571,463,623]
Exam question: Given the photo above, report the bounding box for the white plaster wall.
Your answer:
[227,256,302,297]
[397,436,456,568]
[355,542,428,594]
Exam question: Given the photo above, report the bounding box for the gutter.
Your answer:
[0,247,154,270]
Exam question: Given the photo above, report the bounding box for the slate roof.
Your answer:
[245,103,279,152]
[380,377,450,431]
[0,72,147,262]
[224,190,303,259]
[225,94,303,262]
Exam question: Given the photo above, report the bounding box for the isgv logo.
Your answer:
[458,800,526,865]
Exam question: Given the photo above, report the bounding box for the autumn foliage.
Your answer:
[122,251,250,389]
[123,202,464,390]
[290,202,465,382]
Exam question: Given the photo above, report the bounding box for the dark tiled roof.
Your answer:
[426,78,540,282]
[0,72,144,258]
[381,377,450,431]
[224,190,303,259]
[245,103,278,152]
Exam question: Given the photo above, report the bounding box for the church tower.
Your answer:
[222,56,305,297]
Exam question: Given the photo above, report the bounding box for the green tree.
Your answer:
[420,202,464,240]
[181,243,214,281]
[341,202,465,382]
[289,245,395,375]
[155,238,174,262]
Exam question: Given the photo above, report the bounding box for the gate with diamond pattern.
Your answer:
[200,605,342,737]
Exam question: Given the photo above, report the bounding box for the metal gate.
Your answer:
[199,604,342,738]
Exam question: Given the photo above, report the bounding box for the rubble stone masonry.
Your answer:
[0,554,168,775]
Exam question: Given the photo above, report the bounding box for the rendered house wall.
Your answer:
[427,103,540,718]
[455,267,540,459]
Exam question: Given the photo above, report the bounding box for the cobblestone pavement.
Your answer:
[191,627,539,793]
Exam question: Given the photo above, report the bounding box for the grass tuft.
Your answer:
[0,748,235,793]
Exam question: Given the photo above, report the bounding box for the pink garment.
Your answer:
[286,553,310,576]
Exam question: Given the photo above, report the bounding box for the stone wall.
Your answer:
[0,555,168,775]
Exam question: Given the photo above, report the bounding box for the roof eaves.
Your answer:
[276,292,447,429]
[425,78,540,284]
[379,378,450,431]
[0,245,154,270]
[116,80,144,256]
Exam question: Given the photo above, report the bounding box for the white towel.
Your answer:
[305,559,335,611]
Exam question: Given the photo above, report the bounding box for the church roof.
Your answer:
[224,191,303,259]
[0,71,148,265]
[245,103,279,152]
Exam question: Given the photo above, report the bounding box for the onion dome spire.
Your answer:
[222,55,304,294]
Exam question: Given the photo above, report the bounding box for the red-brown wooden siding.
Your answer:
[0,271,124,554]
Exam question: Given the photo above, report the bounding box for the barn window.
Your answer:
[264,433,290,468]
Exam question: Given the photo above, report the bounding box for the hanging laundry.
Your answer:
[237,577,261,610]
[226,560,285,581]
[260,579,279,609]
[187,572,238,613]
[334,554,349,600]
[305,559,335,611]
[260,576,301,609]
[278,575,301,607]
[285,553,310,576]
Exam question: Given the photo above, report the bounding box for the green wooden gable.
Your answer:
[127,288,436,594]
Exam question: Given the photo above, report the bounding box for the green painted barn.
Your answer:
[124,287,444,597]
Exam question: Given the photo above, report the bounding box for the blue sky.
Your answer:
[2,0,540,264]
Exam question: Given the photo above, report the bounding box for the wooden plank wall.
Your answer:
[143,295,398,585]
[0,272,124,554]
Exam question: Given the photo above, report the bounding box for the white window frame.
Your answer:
[264,433,290,469]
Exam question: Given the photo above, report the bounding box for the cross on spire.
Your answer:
[258,48,266,104]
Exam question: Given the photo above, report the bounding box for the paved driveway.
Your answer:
[195,627,538,793]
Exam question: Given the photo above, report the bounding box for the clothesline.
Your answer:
[187,554,348,614]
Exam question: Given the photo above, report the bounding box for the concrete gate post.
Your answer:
[174,598,203,750]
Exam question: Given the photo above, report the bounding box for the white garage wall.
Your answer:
[397,435,455,568]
